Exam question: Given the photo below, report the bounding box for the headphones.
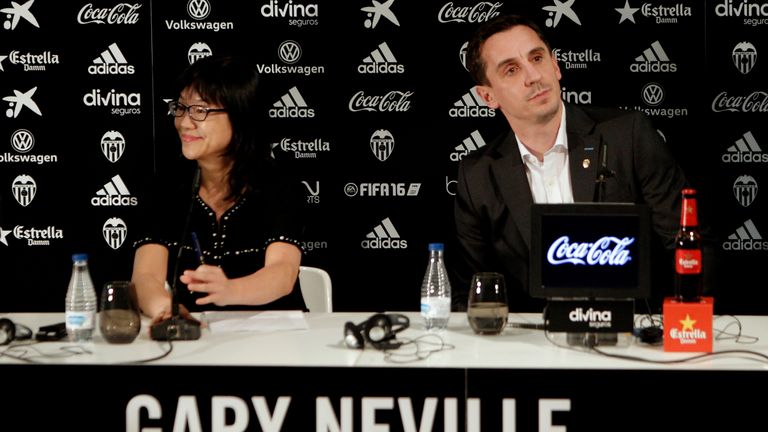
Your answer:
[0,318,32,346]
[344,313,410,350]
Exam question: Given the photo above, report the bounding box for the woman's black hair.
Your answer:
[175,55,268,200]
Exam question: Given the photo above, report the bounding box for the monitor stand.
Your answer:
[566,331,619,347]
[544,298,635,348]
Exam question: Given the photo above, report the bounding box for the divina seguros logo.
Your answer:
[83,89,141,116]
[569,307,612,329]
[261,0,318,27]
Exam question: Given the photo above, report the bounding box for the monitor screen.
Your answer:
[529,203,651,300]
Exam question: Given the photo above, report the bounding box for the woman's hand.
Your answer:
[148,302,196,326]
[181,264,236,306]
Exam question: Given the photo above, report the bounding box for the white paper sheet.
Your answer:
[201,310,309,333]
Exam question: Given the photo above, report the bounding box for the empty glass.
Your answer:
[467,272,509,335]
[99,280,141,344]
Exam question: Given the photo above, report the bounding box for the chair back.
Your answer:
[298,266,333,312]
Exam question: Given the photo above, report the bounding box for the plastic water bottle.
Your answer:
[420,243,452,331]
[65,253,98,342]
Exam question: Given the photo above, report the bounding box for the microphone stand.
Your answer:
[593,138,615,203]
[583,137,620,346]
[150,167,202,341]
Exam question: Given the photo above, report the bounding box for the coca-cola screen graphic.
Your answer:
[530,204,651,300]
[542,215,640,289]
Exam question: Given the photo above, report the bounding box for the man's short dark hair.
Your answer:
[466,14,552,86]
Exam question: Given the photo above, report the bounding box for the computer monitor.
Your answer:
[529,203,652,346]
[529,202,651,300]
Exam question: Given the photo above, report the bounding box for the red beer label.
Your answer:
[675,249,702,274]
[680,190,698,227]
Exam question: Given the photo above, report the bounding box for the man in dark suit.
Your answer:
[452,14,692,312]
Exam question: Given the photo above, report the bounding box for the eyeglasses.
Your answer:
[168,101,226,121]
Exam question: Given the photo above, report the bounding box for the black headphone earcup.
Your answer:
[344,321,365,349]
[344,314,408,350]
[364,314,391,344]
[365,314,403,350]
[0,318,16,346]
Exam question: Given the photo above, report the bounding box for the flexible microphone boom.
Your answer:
[150,166,203,341]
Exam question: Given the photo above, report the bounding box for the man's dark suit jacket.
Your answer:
[453,103,690,312]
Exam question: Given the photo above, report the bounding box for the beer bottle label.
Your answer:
[675,249,702,274]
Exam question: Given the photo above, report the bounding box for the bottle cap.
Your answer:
[428,243,444,251]
[682,188,697,196]
[72,253,88,262]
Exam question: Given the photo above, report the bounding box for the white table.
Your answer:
[2,311,767,369]
[2,311,767,431]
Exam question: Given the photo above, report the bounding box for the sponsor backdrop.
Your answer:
[0,0,765,314]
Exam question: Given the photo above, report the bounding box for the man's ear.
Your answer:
[474,85,499,109]
[551,53,562,81]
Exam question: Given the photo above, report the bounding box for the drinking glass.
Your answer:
[467,272,509,335]
[99,280,141,344]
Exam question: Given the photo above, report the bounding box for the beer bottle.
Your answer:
[674,188,703,302]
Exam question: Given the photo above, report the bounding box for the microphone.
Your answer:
[150,166,202,341]
[593,138,616,203]
[508,322,546,330]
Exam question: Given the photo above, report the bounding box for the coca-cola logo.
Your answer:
[348,90,413,112]
[712,91,768,113]
[438,2,502,23]
[546,236,634,266]
[78,3,142,25]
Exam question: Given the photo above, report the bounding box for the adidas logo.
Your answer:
[449,87,495,118]
[723,219,767,251]
[361,217,407,249]
[450,130,487,161]
[91,174,137,206]
[269,86,315,118]
[630,41,677,72]
[722,131,768,163]
[88,43,135,75]
[358,42,404,74]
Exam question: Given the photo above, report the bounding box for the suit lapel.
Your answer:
[489,105,601,247]
[490,131,534,248]
[565,104,601,202]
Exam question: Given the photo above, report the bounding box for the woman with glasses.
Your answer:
[131,55,306,328]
